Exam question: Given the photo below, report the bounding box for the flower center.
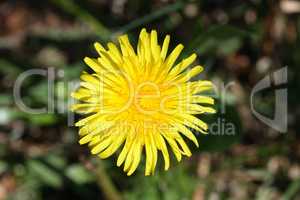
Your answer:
[133,81,162,114]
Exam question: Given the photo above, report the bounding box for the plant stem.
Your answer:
[93,160,122,200]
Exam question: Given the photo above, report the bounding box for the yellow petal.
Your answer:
[174,65,203,83]
[169,53,197,77]
[118,34,136,57]
[172,122,199,147]
[107,42,122,64]
[94,42,106,56]
[144,133,153,176]
[173,133,192,157]
[91,136,113,154]
[150,30,160,61]
[160,35,170,60]
[156,133,170,170]
[117,130,134,167]
[127,140,142,176]
[79,133,94,145]
[165,44,184,71]
[98,132,126,159]
[84,57,102,72]
[162,133,182,162]
[149,132,158,174]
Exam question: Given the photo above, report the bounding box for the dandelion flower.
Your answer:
[71,29,215,176]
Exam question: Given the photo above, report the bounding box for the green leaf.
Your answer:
[124,164,196,200]
[0,95,13,105]
[0,59,21,77]
[65,164,94,185]
[187,25,251,55]
[218,38,242,55]
[63,62,84,79]
[0,160,8,174]
[27,113,58,126]
[282,179,300,200]
[51,0,111,40]
[27,159,63,188]
[45,154,67,170]
[28,82,49,104]
[117,1,185,33]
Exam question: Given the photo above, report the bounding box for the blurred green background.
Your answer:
[0,0,299,199]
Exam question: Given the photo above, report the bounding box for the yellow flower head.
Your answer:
[71,29,215,176]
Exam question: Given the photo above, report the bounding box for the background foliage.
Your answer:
[0,0,299,199]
